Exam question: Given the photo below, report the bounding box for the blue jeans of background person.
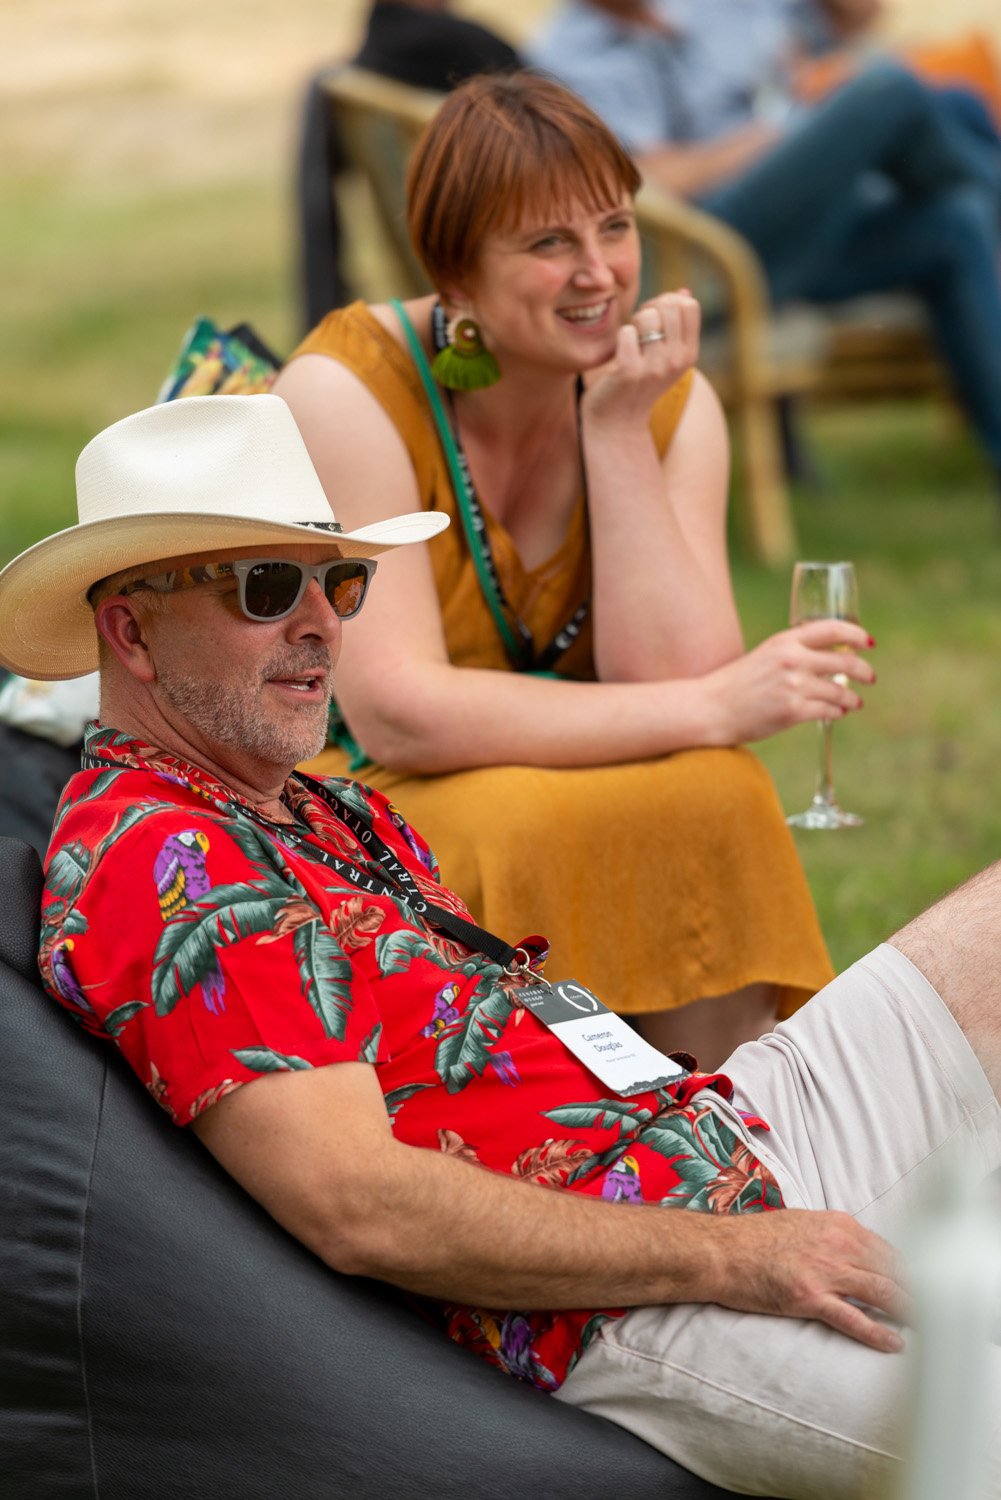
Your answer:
[697,64,1001,477]
[937,83,1001,166]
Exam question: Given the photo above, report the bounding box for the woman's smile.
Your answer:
[556,298,615,330]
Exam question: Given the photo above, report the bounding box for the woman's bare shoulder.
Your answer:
[271,355,421,510]
[367,295,436,352]
[275,294,436,404]
[658,368,730,522]
[674,369,727,446]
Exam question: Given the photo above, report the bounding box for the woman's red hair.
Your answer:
[406,71,642,291]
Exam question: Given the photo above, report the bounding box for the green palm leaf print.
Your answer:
[658,1157,720,1200]
[374,929,442,975]
[383,1082,432,1121]
[563,1142,630,1187]
[544,1099,655,1134]
[331,783,375,823]
[94,803,164,863]
[292,920,354,1040]
[230,1047,313,1073]
[359,1022,383,1062]
[51,769,128,837]
[152,885,286,1015]
[103,1000,148,1038]
[434,982,515,1095]
[218,818,307,889]
[636,1120,715,1165]
[47,840,91,901]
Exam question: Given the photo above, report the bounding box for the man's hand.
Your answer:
[711,1209,909,1352]
[637,124,784,200]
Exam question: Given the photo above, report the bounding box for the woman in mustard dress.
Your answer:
[273,73,875,1068]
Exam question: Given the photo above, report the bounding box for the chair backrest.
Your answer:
[0,835,42,979]
[323,66,440,300]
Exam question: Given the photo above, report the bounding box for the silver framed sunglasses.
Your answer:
[120,556,378,622]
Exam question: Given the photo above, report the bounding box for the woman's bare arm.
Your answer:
[584,342,742,682]
[273,355,873,775]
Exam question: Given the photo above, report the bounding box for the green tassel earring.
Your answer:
[431,317,501,391]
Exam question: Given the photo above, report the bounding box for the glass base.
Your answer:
[787,799,864,830]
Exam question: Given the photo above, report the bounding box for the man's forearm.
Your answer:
[311,1133,727,1309]
[638,124,782,199]
[314,1138,907,1356]
[196,1063,907,1351]
[196,1063,726,1309]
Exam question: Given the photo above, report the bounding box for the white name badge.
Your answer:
[517,979,689,1096]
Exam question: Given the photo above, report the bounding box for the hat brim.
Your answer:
[0,508,449,680]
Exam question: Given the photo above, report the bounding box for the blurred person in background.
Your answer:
[791,0,882,53]
[299,0,521,329]
[531,0,1001,492]
[354,0,521,89]
[275,72,878,1070]
[792,0,1001,162]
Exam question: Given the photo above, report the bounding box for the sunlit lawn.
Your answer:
[0,173,298,561]
[3,160,1001,976]
[736,404,1001,971]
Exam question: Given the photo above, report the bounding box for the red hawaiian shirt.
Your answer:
[40,724,784,1393]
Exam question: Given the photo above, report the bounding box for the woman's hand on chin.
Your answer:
[581,289,701,432]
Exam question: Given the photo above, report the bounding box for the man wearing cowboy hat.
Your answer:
[4,393,1001,1499]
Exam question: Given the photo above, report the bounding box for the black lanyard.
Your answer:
[80,750,525,973]
[429,302,591,674]
[292,771,521,968]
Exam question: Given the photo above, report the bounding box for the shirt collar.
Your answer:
[82,721,307,825]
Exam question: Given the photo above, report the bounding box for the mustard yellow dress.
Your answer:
[291,304,833,1019]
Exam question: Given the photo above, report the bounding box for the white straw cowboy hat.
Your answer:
[0,394,449,681]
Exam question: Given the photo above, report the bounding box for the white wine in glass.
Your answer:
[786,560,863,830]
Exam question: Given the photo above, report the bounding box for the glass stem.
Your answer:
[814,718,836,807]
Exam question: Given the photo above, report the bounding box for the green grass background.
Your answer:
[4,1,1001,977]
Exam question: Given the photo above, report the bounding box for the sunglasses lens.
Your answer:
[237,560,372,620]
[243,562,304,619]
[328,563,370,619]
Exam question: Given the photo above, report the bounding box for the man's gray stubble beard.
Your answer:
[156,659,332,768]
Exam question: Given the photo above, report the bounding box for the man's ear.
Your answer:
[94,597,157,683]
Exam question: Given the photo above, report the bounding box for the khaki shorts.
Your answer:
[557,944,1001,1498]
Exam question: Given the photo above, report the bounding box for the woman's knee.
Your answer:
[667,747,783,825]
[462,751,783,847]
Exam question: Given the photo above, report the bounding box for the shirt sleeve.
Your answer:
[41,807,385,1125]
[529,7,686,151]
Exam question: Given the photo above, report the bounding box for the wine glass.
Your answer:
[786,560,863,830]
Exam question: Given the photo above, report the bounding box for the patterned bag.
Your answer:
[157,317,282,402]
